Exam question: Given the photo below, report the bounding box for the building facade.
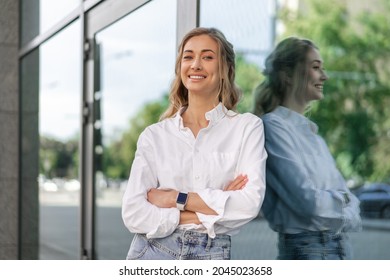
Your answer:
[0,0,276,259]
[2,0,388,261]
[0,0,21,260]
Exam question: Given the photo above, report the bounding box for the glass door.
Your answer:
[38,20,81,259]
[84,0,177,259]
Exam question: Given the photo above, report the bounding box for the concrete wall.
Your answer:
[0,0,20,259]
[0,0,39,260]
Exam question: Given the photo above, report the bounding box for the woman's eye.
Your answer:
[183,56,192,60]
[203,56,213,60]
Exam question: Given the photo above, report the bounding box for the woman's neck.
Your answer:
[182,104,212,127]
[181,97,219,137]
[281,95,306,115]
[184,95,219,124]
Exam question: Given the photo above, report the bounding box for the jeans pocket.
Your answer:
[126,234,149,260]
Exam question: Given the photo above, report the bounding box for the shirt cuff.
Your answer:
[146,207,180,239]
[196,189,230,238]
[342,193,362,232]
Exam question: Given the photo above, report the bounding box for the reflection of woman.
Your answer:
[253,37,361,260]
[122,27,267,260]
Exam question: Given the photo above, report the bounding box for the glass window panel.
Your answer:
[200,0,390,260]
[20,0,80,48]
[200,0,275,67]
[40,0,81,34]
[278,0,390,261]
[38,20,81,259]
[93,0,177,259]
[200,0,276,113]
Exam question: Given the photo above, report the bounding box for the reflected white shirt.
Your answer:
[122,103,267,238]
[261,106,362,234]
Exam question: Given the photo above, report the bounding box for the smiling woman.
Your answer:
[253,37,362,260]
[121,27,267,260]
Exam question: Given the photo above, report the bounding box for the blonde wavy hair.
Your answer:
[160,27,242,120]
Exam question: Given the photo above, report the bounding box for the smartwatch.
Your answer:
[176,192,188,211]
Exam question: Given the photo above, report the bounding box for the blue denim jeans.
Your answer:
[277,231,352,260]
[126,229,231,260]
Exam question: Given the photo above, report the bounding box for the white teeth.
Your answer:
[190,75,205,79]
[315,85,323,89]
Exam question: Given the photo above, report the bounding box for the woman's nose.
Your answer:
[191,58,202,70]
[321,69,328,80]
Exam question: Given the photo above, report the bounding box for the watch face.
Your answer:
[177,192,188,204]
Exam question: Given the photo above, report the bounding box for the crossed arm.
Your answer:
[147,174,248,225]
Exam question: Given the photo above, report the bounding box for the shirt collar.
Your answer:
[205,102,228,122]
[173,102,228,129]
[273,106,318,133]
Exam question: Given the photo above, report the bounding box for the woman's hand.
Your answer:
[147,188,176,208]
[224,174,248,191]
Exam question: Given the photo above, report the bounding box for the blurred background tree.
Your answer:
[40,136,79,178]
[102,95,169,179]
[235,54,264,113]
[278,0,390,185]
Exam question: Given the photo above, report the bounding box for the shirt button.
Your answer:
[195,175,200,180]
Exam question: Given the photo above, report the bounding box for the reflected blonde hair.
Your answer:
[160,27,241,120]
[252,37,318,116]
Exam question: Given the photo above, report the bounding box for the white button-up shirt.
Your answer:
[122,103,267,238]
